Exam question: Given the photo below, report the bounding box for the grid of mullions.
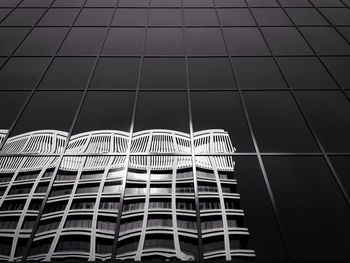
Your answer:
[0,0,350,262]
[0,154,254,261]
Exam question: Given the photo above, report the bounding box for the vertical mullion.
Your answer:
[110,0,152,261]
[210,0,291,260]
[180,2,204,262]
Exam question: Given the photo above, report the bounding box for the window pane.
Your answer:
[191,91,254,152]
[0,28,30,56]
[189,57,236,90]
[0,91,29,130]
[322,57,350,89]
[103,28,145,56]
[112,8,147,26]
[263,156,350,261]
[243,91,319,152]
[145,28,184,56]
[73,91,134,134]
[300,27,350,55]
[38,8,79,26]
[232,57,286,90]
[10,91,82,135]
[39,57,95,90]
[134,91,189,132]
[0,57,50,90]
[262,27,312,55]
[295,91,350,152]
[74,8,114,26]
[148,8,182,26]
[59,27,107,56]
[277,57,337,89]
[223,27,270,56]
[320,8,350,26]
[183,9,218,26]
[140,58,186,90]
[186,28,226,56]
[330,156,350,197]
[285,8,328,26]
[1,8,45,26]
[252,8,292,26]
[217,8,255,26]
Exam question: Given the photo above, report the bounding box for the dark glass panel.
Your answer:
[252,8,292,26]
[0,91,29,129]
[1,8,45,26]
[103,28,145,56]
[148,8,182,26]
[223,27,270,56]
[145,28,184,56]
[0,57,50,90]
[277,57,337,90]
[232,57,286,90]
[112,8,147,26]
[59,27,107,56]
[285,8,328,26]
[74,8,114,26]
[295,91,350,152]
[188,57,236,90]
[11,91,82,135]
[217,8,255,26]
[185,28,226,56]
[134,91,189,132]
[263,156,350,261]
[73,91,134,134]
[90,58,140,90]
[0,28,30,56]
[15,28,68,56]
[140,58,186,90]
[322,57,350,89]
[39,57,95,90]
[183,9,219,26]
[330,156,350,197]
[243,91,319,152]
[262,27,312,56]
[300,27,350,55]
[38,8,80,26]
[191,91,254,152]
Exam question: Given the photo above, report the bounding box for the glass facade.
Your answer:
[1,0,350,262]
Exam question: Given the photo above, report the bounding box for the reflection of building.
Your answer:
[0,130,8,147]
[0,129,254,261]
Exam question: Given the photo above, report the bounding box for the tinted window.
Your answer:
[264,156,350,261]
[191,91,254,152]
[233,57,286,90]
[0,57,50,90]
[134,91,189,132]
[11,91,82,135]
[90,58,140,90]
[73,91,134,134]
[39,57,95,90]
[141,58,186,90]
[223,27,270,56]
[188,58,236,90]
[243,91,319,152]
[295,91,350,152]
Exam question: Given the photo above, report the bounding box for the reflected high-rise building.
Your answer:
[0,129,254,261]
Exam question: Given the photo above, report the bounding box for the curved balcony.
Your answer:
[1,129,235,156]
